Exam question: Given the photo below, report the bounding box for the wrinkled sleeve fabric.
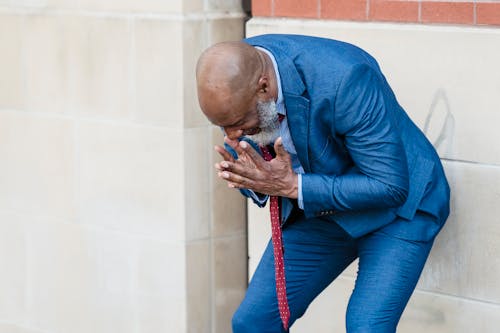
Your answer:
[302,64,409,218]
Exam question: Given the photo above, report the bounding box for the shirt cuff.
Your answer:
[298,173,304,210]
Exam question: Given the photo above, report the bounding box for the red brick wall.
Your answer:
[252,0,500,26]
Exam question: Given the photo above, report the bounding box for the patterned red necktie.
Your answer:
[260,145,290,331]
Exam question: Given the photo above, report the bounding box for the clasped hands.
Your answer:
[215,137,298,199]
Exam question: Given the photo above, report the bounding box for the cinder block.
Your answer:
[4,0,46,9]
[184,127,211,241]
[186,239,211,333]
[23,14,67,114]
[85,228,137,296]
[0,213,25,324]
[78,121,184,240]
[24,217,138,333]
[78,0,183,13]
[0,322,54,333]
[63,15,131,119]
[0,14,23,110]
[135,238,185,299]
[208,16,245,45]
[292,276,355,332]
[10,0,79,9]
[182,19,208,128]
[133,18,183,126]
[418,160,500,304]
[135,294,186,333]
[248,200,271,278]
[48,0,78,9]
[399,290,500,333]
[0,112,75,219]
[135,238,186,332]
[78,0,206,13]
[292,276,500,333]
[207,0,244,12]
[213,235,248,333]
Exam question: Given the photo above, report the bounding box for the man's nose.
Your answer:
[224,128,242,140]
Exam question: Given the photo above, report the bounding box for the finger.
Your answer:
[274,137,290,161]
[220,159,258,179]
[239,140,266,167]
[223,136,241,150]
[228,182,244,189]
[214,162,226,171]
[227,182,247,190]
[214,145,235,163]
[224,136,246,157]
[218,170,255,189]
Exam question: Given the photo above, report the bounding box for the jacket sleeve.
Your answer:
[301,64,409,217]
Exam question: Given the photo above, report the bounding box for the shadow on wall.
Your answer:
[423,89,456,156]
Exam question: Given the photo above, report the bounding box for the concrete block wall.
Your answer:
[247,1,500,332]
[0,1,246,332]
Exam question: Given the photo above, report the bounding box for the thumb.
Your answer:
[274,137,289,160]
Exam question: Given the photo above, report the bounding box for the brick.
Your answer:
[321,0,367,21]
[369,0,419,23]
[477,2,500,26]
[252,0,273,16]
[275,0,318,18]
[421,1,474,25]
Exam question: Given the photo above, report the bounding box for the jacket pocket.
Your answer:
[309,135,332,162]
[396,155,435,220]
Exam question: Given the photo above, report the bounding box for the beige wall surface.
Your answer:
[247,18,500,332]
[0,1,247,332]
[3,1,499,332]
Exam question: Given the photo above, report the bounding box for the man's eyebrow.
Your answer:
[224,117,245,128]
[232,119,245,126]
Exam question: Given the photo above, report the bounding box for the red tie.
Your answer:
[260,145,290,331]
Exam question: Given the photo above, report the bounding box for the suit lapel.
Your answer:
[274,53,311,172]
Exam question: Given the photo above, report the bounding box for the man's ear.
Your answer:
[257,76,269,93]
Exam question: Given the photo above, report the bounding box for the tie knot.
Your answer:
[260,145,273,162]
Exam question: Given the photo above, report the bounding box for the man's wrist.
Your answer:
[284,173,299,199]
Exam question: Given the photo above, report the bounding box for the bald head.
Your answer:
[197,41,262,97]
[196,41,272,126]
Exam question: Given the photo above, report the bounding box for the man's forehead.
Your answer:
[204,99,256,130]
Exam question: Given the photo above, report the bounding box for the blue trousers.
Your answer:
[232,212,435,332]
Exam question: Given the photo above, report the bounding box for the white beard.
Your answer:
[245,100,281,146]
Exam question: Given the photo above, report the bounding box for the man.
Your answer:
[196,34,450,332]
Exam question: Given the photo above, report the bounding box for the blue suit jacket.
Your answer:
[242,34,450,241]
